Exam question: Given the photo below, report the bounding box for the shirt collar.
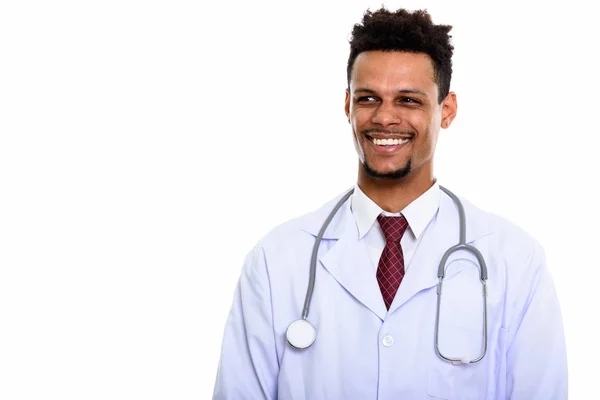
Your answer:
[350,180,441,239]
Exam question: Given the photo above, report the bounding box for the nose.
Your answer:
[371,102,401,126]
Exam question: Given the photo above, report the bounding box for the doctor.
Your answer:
[213,7,567,399]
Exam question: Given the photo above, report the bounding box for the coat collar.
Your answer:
[300,187,493,243]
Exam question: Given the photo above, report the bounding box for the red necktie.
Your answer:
[377,215,409,310]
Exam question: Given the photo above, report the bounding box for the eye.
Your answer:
[356,96,378,104]
[400,97,421,104]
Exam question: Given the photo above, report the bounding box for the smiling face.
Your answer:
[345,51,457,184]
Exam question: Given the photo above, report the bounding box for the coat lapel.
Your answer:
[387,196,454,314]
[319,220,388,320]
[300,189,387,320]
[388,191,493,314]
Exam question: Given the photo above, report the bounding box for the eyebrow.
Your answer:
[354,88,428,97]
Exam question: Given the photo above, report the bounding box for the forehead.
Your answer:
[350,51,437,93]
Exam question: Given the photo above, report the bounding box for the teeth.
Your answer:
[372,137,410,146]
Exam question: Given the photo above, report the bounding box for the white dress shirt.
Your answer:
[350,180,441,273]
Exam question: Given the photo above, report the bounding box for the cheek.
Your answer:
[351,109,372,130]
[418,126,440,158]
[405,113,427,131]
[350,116,366,142]
[407,116,437,154]
[351,122,365,151]
[350,117,368,161]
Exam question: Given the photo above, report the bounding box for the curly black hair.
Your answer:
[347,7,454,103]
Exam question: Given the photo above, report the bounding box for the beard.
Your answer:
[361,158,412,180]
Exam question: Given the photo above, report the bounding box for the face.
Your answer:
[345,51,457,182]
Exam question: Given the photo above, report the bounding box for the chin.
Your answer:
[362,159,412,180]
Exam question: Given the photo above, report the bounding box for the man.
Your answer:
[213,7,567,399]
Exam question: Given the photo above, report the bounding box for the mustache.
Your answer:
[361,128,415,136]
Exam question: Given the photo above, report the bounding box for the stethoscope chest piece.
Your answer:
[286,319,316,349]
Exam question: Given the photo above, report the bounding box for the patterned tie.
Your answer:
[377,215,409,310]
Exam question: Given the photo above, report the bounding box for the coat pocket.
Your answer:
[427,317,489,399]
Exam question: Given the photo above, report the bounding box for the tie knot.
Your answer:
[377,215,408,242]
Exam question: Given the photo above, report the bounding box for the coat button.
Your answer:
[382,334,394,347]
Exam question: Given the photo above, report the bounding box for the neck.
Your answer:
[357,164,434,213]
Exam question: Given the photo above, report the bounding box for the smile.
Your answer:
[366,134,413,147]
[368,137,411,146]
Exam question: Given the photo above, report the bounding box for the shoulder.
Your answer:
[462,196,535,240]
[249,189,353,255]
[457,194,546,269]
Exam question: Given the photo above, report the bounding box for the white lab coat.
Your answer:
[213,189,567,399]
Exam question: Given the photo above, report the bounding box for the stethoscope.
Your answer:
[285,186,489,365]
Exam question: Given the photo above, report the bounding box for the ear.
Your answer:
[441,92,457,129]
[344,89,351,123]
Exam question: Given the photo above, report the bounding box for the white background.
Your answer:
[0,0,597,398]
